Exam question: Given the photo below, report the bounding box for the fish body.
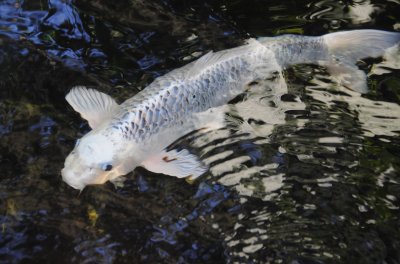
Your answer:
[62,30,399,190]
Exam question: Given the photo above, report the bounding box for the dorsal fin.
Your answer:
[66,86,120,129]
[185,38,265,79]
[185,51,217,78]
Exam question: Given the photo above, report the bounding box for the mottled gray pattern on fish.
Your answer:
[259,35,329,66]
[110,42,271,142]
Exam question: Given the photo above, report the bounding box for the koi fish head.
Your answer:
[61,132,128,190]
[62,86,208,190]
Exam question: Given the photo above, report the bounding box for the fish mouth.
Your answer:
[61,168,85,190]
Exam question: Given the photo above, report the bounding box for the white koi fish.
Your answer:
[61,30,399,190]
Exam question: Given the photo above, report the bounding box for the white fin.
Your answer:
[324,30,400,62]
[185,39,264,78]
[186,51,214,77]
[141,149,208,179]
[323,30,399,93]
[66,86,120,129]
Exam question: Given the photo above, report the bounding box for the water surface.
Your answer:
[1,0,400,263]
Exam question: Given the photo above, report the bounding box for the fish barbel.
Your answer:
[61,30,399,190]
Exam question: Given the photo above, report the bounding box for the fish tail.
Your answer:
[260,30,399,93]
[321,30,400,93]
[324,29,400,62]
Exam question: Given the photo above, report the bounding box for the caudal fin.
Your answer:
[323,30,399,93]
[324,29,400,62]
[260,30,399,93]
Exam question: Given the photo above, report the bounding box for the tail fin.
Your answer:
[323,30,399,93]
[259,30,399,93]
[324,29,400,62]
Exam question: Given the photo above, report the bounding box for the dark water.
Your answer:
[1,0,400,263]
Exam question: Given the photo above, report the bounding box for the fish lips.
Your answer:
[61,167,86,190]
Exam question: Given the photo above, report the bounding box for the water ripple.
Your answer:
[1,0,400,263]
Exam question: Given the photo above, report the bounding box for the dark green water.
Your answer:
[1,0,400,263]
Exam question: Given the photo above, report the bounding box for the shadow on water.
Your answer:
[1,0,400,263]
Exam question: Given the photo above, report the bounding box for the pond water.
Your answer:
[1,0,400,263]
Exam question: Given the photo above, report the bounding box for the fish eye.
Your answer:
[101,164,113,171]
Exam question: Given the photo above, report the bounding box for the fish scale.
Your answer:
[259,35,329,66]
[112,47,268,141]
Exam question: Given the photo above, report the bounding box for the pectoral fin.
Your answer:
[66,86,120,129]
[141,149,208,179]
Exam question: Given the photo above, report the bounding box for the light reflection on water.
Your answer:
[1,0,400,263]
